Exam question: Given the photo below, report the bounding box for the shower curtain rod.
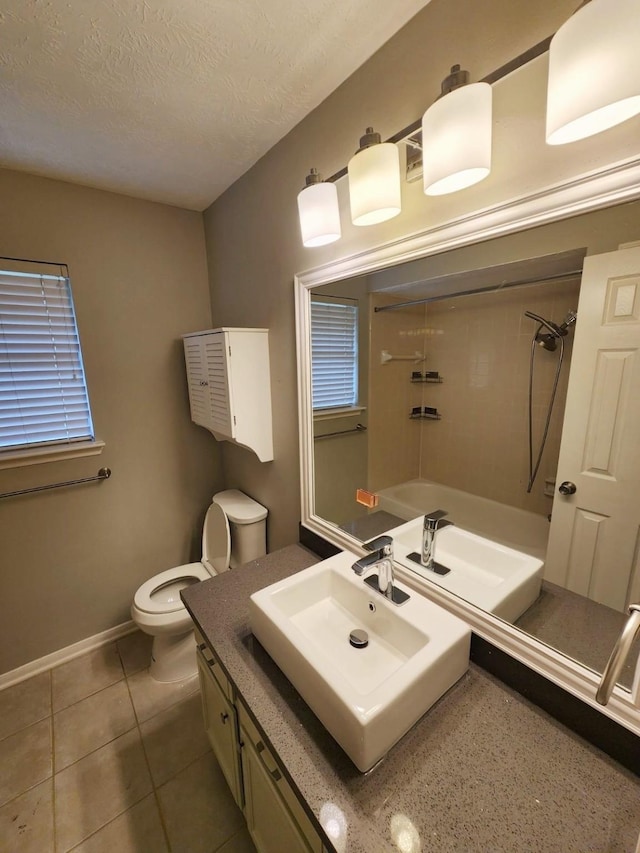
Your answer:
[373,269,584,313]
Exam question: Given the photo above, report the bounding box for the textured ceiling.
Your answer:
[0,0,431,210]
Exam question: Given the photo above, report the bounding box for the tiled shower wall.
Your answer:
[369,279,581,516]
[368,293,425,491]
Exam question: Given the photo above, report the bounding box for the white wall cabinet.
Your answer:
[183,328,273,462]
[195,631,325,853]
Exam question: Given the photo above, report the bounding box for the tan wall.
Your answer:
[202,0,587,547]
[0,169,220,674]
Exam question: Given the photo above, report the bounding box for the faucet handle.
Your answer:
[363,534,393,556]
[424,509,448,530]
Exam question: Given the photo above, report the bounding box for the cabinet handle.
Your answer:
[200,380,209,386]
[220,712,229,725]
[197,643,216,666]
[256,740,282,781]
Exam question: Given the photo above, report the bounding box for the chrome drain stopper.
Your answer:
[349,628,369,648]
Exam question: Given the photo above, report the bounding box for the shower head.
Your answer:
[524,309,576,352]
[524,310,564,337]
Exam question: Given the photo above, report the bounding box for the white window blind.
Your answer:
[310,299,358,410]
[0,269,95,452]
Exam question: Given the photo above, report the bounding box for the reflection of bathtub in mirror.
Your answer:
[376,479,548,560]
[371,480,545,622]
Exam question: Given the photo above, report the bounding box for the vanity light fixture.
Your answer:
[347,127,402,226]
[298,13,638,247]
[421,66,493,196]
[546,0,640,145]
[297,168,342,247]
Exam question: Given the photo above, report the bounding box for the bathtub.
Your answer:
[377,479,549,561]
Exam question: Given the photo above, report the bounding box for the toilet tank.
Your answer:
[213,489,268,569]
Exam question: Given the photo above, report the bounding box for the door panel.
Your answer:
[545,247,640,611]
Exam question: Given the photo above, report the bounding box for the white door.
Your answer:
[544,246,640,611]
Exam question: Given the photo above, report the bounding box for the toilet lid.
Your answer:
[202,502,231,574]
[134,563,210,614]
[213,489,268,523]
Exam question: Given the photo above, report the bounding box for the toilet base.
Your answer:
[150,629,198,683]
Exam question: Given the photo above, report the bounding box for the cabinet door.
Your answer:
[196,650,243,807]
[241,737,314,853]
[184,337,213,429]
[203,333,234,438]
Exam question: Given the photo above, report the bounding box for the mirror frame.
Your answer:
[295,152,640,737]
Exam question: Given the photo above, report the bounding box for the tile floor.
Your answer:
[0,631,257,853]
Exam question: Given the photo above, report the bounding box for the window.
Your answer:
[310,298,358,410]
[0,266,95,455]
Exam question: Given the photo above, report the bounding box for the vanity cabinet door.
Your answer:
[241,737,314,853]
[196,648,243,808]
[238,701,324,853]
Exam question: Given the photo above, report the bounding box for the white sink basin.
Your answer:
[391,519,544,622]
[250,551,470,772]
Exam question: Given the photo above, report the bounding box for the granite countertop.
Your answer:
[182,544,640,853]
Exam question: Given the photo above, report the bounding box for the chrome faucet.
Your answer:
[596,603,640,705]
[352,535,409,605]
[422,510,451,570]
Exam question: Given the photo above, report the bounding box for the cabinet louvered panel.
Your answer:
[182,328,273,461]
[204,335,234,438]
[184,337,211,429]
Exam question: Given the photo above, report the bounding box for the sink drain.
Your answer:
[349,628,369,649]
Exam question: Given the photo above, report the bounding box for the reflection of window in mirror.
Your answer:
[310,296,359,413]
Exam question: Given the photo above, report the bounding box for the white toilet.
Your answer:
[131,489,267,682]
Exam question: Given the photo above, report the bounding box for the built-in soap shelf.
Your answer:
[411,370,443,383]
[410,406,442,420]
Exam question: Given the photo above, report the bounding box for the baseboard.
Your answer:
[0,620,138,691]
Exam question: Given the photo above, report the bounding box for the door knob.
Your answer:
[558,481,577,495]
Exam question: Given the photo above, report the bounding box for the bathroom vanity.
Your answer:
[181,545,640,853]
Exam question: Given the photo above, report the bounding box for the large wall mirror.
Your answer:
[295,60,640,736]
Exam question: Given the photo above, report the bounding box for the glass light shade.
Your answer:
[297,181,341,247]
[421,82,492,196]
[546,0,640,145]
[348,143,401,226]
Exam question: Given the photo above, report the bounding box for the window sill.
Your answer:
[313,406,366,422]
[0,440,106,470]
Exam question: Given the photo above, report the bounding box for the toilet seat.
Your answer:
[202,502,231,574]
[133,563,210,615]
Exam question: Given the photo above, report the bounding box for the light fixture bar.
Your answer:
[323,36,553,185]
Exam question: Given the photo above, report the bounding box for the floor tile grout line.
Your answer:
[50,640,126,715]
[61,789,157,853]
[0,769,55,812]
[127,676,201,727]
[51,672,127,715]
[123,663,174,853]
[0,710,52,745]
[52,720,140,775]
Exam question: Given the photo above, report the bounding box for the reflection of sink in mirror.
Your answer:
[377,479,548,560]
[391,519,544,623]
[250,550,470,772]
